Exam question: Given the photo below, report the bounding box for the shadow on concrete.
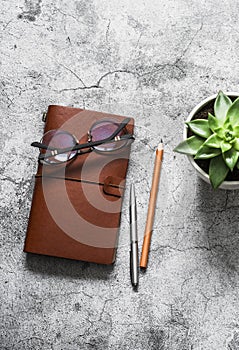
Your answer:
[195,177,239,274]
[25,252,114,281]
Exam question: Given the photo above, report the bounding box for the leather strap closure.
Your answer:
[103,176,124,198]
[35,174,124,197]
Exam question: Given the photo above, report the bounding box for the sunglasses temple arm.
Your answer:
[31,142,58,151]
[32,118,131,151]
[38,134,134,161]
[108,117,131,139]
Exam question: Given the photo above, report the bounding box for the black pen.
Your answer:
[129,183,139,288]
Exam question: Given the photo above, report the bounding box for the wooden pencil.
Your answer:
[140,140,164,269]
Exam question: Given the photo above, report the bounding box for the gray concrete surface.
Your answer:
[1,1,239,349]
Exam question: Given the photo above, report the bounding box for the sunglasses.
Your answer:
[31,117,135,164]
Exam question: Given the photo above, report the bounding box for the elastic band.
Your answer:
[35,174,125,189]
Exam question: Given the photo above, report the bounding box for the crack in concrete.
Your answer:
[59,63,86,87]
[135,32,143,49]
[57,26,205,94]
[0,176,19,185]
[2,20,13,31]
[98,298,114,323]
[175,22,204,65]
[58,69,137,92]
[180,276,193,295]
[138,62,183,78]
[56,24,204,94]
[105,19,111,43]
[200,288,227,316]
[57,63,182,93]
[1,91,14,107]
[54,8,80,24]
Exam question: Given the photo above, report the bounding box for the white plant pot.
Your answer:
[184,92,239,190]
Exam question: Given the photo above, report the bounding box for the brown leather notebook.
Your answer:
[24,105,134,264]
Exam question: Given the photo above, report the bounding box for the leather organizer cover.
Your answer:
[24,105,134,264]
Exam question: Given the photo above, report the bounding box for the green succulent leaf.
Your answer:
[208,110,226,139]
[208,113,220,132]
[220,141,232,153]
[214,91,232,125]
[194,144,221,159]
[214,127,225,139]
[222,147,239,171]
[226,96,239,127]
[186,119,212,139]
[209,155,229,189]
[233,138,239,151]
[174,136,205,155]
[233,125,239,137]
[203,134,222,148]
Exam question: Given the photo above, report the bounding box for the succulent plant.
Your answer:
[174,91,239,189]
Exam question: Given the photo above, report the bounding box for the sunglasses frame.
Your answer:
[88,118,130,153]
[31,117,134,164]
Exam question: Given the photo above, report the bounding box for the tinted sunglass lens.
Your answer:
[90,120,127,152]
[41,130,77,163]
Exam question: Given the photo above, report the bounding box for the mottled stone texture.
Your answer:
[1,0,239,349]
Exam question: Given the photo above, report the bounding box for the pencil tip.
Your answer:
[157,140,164,151]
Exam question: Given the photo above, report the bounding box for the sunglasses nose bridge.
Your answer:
[87,131,92,142]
